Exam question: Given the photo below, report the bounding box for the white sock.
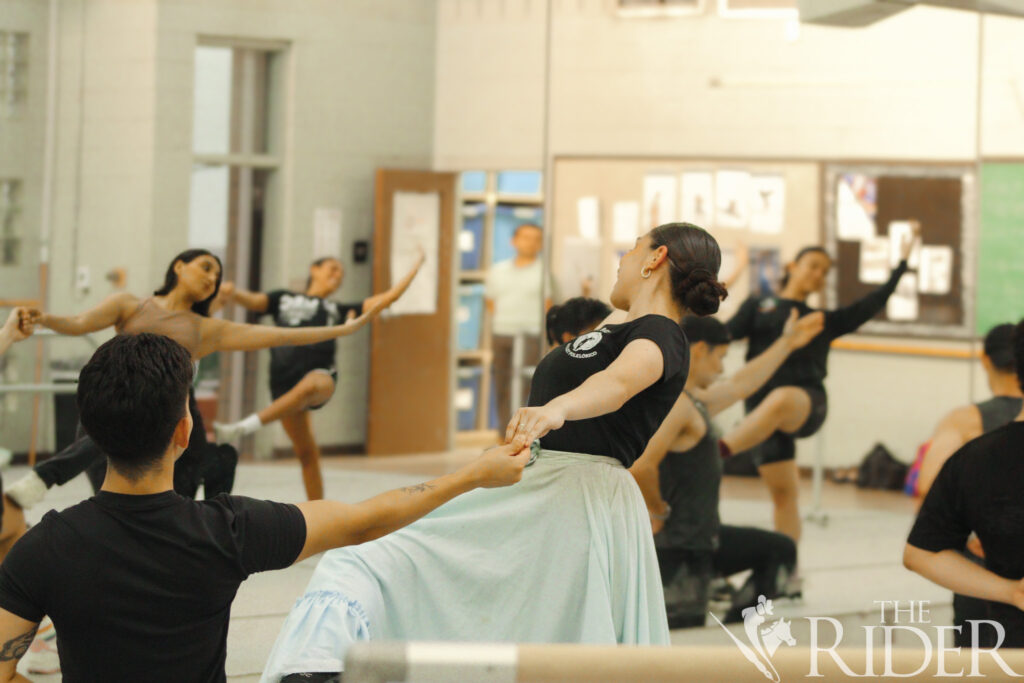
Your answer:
[239,413,263,435]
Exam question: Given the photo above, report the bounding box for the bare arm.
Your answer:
[629,394,701,522]
[695,310,824,417]
[27,292,137,336]
[904,544,1024,610]
[505,338,664,446]
[293,443,530,561]
[220,282,269,313]
[721,241,749,292]
[916,407,980,499]
[199,255,423,357]
[0,609,37,683]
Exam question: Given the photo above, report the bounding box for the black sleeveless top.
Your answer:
[656,392,722,552]
[976,396,1023,434]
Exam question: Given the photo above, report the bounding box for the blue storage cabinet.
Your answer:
[456,366,482,431]
[496,170,543,195]
[460,202,485,271]
[492,204,544,265]
[457,284,485,351]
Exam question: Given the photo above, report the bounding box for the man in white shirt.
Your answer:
[485,223,552,428]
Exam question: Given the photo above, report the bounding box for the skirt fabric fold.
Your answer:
[261,450,669,681]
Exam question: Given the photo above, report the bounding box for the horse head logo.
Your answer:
[713,595,796,682]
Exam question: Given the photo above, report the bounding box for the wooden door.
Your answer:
[367,169,456,454]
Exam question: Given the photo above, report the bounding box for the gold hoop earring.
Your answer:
[641,266,653,279]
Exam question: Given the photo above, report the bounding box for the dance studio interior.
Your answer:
[2,0,1024,681]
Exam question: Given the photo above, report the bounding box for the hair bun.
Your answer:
[680,269,728,316]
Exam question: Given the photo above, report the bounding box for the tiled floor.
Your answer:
[10,452,943,681]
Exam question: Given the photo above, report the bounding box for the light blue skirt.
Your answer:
[260,450,670,681]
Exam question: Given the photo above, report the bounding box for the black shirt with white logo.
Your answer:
[726,261,908,409]
[0,491,306,682]
[907,421,1024,647]
[528,314,687,467]
[264,291,362,374]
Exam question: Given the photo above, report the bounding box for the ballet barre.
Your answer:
[344,642,1024,682]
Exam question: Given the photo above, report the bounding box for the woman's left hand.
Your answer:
[505,404,566,447]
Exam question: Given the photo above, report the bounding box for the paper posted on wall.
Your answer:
[560,236,602,300]
[612,201,640,244]
[577,197,600,240]
[749,174,785,235]
[715,170,750,229]
[313,207,343,259]
[680,172,713,227]
[389,191,439,316]
[859,237,890,284]
[643,174,678,231]
[888,220,921,268]
[836,174,876,241]
[918,245,953,295]
[887,272,919,322]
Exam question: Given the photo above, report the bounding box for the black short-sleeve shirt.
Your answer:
[0,491,306,682]
[264,291,362,374]
[907,421,1024,646]
[528,314,687,467]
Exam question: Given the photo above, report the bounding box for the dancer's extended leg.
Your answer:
[758,459,802,542]
[721,386,810,455]
[215,371,335,442]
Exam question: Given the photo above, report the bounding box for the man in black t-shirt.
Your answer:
[0,333,529,682]
[905,319,1024,649]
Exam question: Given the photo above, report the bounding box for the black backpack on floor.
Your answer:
[856,443,908,490]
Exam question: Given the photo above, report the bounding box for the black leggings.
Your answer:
[35,392,236,499]
[657,525,797,625]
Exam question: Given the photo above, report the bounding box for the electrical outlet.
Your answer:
[76,265,90,292]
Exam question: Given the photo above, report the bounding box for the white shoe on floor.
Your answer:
[6,470,48,510]
[22,617,60,675]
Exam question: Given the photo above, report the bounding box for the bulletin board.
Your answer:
[823,164,976,340]
[551,157,821,322]
[976,163,1024,335]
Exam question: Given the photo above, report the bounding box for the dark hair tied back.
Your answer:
[649,223,727,317]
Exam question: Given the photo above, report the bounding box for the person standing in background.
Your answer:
[485,223,552,428]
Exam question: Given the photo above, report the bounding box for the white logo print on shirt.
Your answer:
[566,330,604,359]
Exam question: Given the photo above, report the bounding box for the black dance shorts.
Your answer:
[752,386,828,466]
[270,364,338,411]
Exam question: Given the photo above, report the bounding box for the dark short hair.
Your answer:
[77,334,194,480]
[546,297,612,346]
[681,315,731,347]
[306,256,341,291]
[1014,320,1024,392]
[649,222,727,317]
[153,249,223,317]
[983,324,1017,373]
[513,223,542,238]
[780,246,831,289]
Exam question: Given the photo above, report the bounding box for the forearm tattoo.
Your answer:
[401,483,436,495]
[0,626,37,662]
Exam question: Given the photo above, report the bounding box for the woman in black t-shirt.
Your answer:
[214,257,404,500]
[262,223,729,679]
[722,228,918,544]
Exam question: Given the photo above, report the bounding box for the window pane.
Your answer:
[192,46,233,155]
[188,164,230,250]
[0,180,21,266]
[0,32,29,119]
